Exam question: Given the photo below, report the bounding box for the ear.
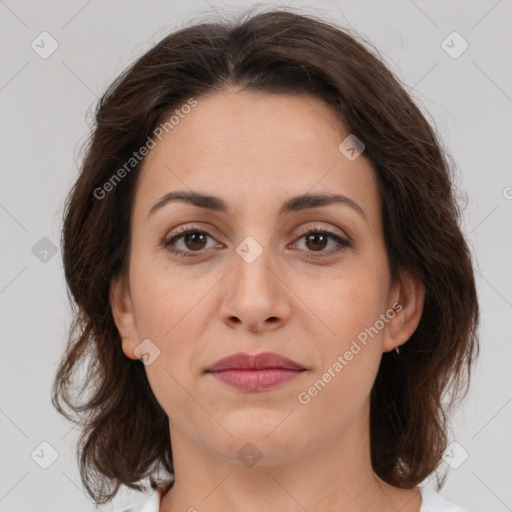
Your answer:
[110,274,140,360]
[382,270,425,353]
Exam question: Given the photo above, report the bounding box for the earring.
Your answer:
[394,346,400,354]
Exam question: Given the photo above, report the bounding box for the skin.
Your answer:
[110,90,425,512]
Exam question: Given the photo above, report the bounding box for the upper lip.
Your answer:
[206,352,305,372]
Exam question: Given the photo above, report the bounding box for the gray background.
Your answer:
[1,1,511,511]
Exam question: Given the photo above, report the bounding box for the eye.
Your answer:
[163,225,351,258]
[163,227,221,257]
[290,227,351,258]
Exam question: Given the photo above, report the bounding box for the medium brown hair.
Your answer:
[52,7,479,504]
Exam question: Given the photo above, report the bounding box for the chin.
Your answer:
[208,412,306,461]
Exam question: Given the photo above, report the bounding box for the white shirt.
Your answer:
[120,486,468,511]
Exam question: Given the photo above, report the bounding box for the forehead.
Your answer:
[133,90,379,221]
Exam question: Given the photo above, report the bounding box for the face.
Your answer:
[111,90,423,466]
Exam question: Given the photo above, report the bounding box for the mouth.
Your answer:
[206,351,305,372]
[205,352,306,392]
[207,368,305,391]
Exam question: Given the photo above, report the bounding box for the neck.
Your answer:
[159,404,422,512]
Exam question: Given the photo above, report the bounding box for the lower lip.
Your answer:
[207,369,304,391]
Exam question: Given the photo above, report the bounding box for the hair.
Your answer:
[52,6,479,505]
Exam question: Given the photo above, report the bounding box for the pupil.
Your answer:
[308,233,327,251]
[187,233,206,250]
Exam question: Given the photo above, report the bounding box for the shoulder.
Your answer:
[420,487,468,512]
[117,488,160,512]
[119,479,174,512]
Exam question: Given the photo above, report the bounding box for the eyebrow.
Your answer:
[148,190,366,220]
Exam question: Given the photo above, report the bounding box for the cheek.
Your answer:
[299,263,388,409]
[297,285,386,435]
[129,258,207,414]
[314,264,389,342]
[129,250,208,335]
[128,253,218,386]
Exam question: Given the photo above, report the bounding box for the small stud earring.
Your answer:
[394,346,400,354]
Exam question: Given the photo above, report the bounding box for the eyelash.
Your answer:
[162,225,351,259]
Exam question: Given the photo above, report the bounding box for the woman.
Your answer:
[52,8,479,512]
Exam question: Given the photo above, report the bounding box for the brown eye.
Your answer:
[182,232,208,251]
[305,233,329,251]
[292,229,351,258]
[164,226,350,259]
[163,228,219,257]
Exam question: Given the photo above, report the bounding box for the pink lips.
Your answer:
[206,352,306,391]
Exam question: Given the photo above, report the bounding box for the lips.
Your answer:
[206,352,305,372]
[206,352,306,392]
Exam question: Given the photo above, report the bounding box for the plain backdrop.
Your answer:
[1,1,511,511]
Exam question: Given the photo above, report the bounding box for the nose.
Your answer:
[219,236,291,333]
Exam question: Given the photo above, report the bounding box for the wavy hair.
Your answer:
[52,7,479,504]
